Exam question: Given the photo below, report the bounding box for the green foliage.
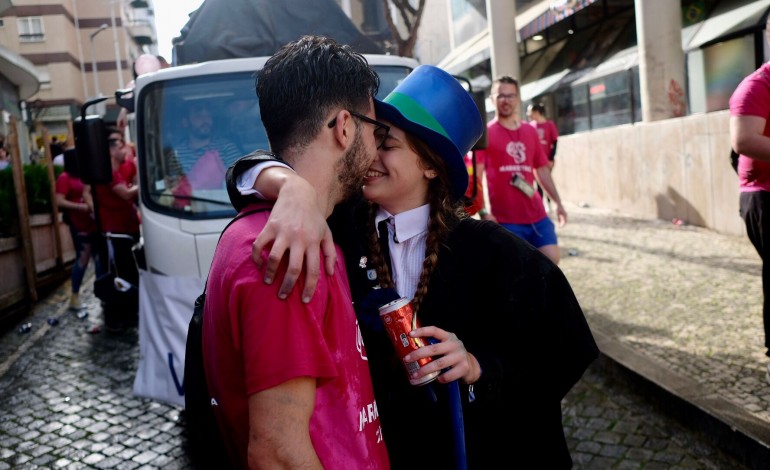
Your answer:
[0,164,64,237]
[24,164,53,214]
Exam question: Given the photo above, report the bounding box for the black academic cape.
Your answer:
[330,201,599,470]
[228,152,600,469]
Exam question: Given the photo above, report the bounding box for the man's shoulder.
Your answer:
[519,122,539,138]
[213,207,272,273]
[730,64,770,112]
[739,63,770,92]
[212,137,240,149]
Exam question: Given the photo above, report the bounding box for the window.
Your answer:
[18,17,44,42]
[35,66,52,90]
[588,70,634,130]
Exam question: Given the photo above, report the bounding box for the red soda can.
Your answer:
[378,297,439,386]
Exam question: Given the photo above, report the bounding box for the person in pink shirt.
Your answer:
[82,127,140,331]
[202,36,389,469]
[527,102,559,205]
[729,16,770,384]
[55,154,99,311]
[476,76,567,265]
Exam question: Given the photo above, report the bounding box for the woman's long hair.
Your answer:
[366,135,467,316]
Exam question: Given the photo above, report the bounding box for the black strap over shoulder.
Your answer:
[201,206,271,294]
[184,206,269,467]
[226,150,289,212]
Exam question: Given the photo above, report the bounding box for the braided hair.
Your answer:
[366,134,467,316]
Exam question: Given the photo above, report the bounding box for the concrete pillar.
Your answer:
[635,0,686,122]
[486,0,520,81]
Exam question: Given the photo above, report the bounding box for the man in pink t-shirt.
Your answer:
[202,36,389,469]
[729,18,770,383]
[476,76,568,265]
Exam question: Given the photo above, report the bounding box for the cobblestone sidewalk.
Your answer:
[557,202,770,452]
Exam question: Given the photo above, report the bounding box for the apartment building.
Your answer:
[0,0,157,156]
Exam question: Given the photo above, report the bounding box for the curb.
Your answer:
[594,329,770,470]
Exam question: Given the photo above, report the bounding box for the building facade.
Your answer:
[427,0,768,236]
[437,0,768,134]
[0,0,157,157]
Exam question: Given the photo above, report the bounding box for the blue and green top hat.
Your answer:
[374,65,484,200]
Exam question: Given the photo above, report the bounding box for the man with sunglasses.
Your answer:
[82,127,141,331]
[202,36,389,469]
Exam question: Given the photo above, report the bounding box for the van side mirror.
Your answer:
[74,98,112,185]
[116,88,135,113]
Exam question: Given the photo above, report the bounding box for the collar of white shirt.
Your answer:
[374,204,430,243]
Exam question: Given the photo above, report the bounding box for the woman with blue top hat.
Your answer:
[229,64,599,469]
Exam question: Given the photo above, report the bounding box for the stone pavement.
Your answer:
[558,202,770,468]
[0,201,766,469]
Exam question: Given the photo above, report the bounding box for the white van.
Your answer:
[120,55,420,406]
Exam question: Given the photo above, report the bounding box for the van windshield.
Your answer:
[139,64,413,219]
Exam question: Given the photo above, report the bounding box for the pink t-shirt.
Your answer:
[729,62,770,192]
[56,172,96,234]
[94,170,139,234]
[203,204,389,469]
[529,120,558,161]
[477,119,549,224]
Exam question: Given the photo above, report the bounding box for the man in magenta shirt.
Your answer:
[202,36,390,469]
[476,76,568,265]
[729,18,770,384]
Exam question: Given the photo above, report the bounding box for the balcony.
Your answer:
[127,20,155,46]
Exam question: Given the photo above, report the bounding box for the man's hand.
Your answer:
[535,166,567,227]
[252,175,336,303]
[554,202,568,227]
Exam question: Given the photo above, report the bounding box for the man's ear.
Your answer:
[329,110,353,149]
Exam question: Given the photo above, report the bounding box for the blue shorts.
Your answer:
[501,216,558,248]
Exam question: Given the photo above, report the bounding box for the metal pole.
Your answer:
[72,0,89,100]
[110,1,125,89]
[89,24,109,99]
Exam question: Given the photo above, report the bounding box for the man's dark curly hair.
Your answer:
[256,35,380,156]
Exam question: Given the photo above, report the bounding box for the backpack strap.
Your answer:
[202,207,270,293]
[185,207,268,468]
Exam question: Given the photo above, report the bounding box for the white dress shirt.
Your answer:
[375,205,430,301]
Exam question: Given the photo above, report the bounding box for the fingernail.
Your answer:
[404,354,411,361]
[264,276,272,284]
[278,292,287,300]
[302,296,311,304]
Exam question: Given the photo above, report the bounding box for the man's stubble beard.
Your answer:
[335,127,370,201]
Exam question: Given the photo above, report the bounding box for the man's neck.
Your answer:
[497,115,521,130]
[287,151,336,218]
[187,136,211,150]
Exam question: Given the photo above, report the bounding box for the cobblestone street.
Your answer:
[0,202,764,468]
